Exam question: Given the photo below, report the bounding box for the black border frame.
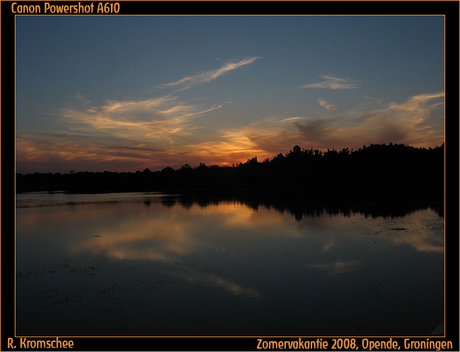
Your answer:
[2,2,459,351]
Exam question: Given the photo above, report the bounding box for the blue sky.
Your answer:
[16,15,444,173]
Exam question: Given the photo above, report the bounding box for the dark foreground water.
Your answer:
[16,192,444,336]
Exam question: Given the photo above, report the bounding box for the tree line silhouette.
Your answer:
[16,143,444,201]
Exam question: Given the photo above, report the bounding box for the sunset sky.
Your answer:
[16,15,444,174]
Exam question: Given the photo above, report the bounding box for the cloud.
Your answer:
[301,74,358,90]
[16,56,263,173]
[244,92,444,153]
[16,86,444,174]
[353,91,444,145]
[17,89,226,172]
[160,57,260,91]
[293,118,347,147]
[317,98,336,111]
[62,94,222,132]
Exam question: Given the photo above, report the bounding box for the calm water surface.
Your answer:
[16,192,444,336]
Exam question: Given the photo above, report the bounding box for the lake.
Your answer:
[15,192,444,336]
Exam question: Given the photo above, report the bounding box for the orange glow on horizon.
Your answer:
[16,90,444,174]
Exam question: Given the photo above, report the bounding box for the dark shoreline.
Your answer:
[17,143,444,197]
[17,186,444,220]
[16,143,444,219]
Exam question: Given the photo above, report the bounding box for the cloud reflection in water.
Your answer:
[16,193,444,335]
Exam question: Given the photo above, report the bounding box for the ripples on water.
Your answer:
[16,192,444,336]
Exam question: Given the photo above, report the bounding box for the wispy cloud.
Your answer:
[160,57,260,91]
[301,74,358,90]
[244,92,444,152]
[61,96,223,162]
[352,91,444,145]
[16,87,444,174]
[16,57,264,173]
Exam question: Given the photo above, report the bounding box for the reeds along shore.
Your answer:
[16,143,444,200]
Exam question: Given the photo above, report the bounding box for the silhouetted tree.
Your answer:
[16,143,444,202]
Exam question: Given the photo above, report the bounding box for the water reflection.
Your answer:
[168,193,444,220]
[310,260,361,276]
[16,192,444,336]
